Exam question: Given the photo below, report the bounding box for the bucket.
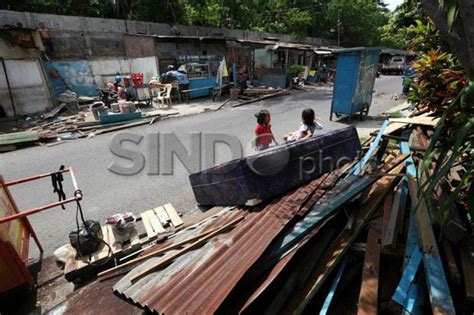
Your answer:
[230,88,240,100]
[90,102,108,120]
[97,107,109,118]
[126,101,136,112]
[111,103,120,113]
[119,103,130,113]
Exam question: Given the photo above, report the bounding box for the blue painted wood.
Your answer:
[401,142,416,176]
[188,76,227,99]
[44,60,98,96]
[319,257,347,315]
[345,119,389,177]
[261,174,376,265]
[402,141,455,314]
[393,247,423,305]
[422,252,455,314]
[99,111,142,124]
[398,141,425,315]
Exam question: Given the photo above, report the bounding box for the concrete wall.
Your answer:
[0,10,332,60]
[89,56,159,87]
[44,56,159,97]
[0,10,332,117]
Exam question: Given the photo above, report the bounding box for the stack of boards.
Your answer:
[64,203,183,281]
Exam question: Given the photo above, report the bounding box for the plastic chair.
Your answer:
[157,84,172,109]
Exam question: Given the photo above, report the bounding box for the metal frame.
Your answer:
[0,167,82,293]
[0,167,82,243]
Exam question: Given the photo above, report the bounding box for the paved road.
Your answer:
[1,75,403,254]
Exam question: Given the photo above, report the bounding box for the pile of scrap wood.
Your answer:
[0,110,178,151]
[62,203,184,283]
[61,119,472,314]
[231,88,290,108]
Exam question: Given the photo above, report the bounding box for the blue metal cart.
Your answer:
[330,47,381,121]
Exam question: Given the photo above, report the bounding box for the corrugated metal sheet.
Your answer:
[113,174,331,314]
[65,276,144,315]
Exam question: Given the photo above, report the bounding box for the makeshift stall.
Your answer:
[180,58,229,101]
[330,47,380,121]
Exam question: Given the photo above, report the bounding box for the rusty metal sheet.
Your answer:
[113,175,329,314]
[65,276,144,315]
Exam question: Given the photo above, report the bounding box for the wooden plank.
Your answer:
[129,229,140,247]
[163,203,183,227]
[389,116,440,126]
[145,209,166,234]
[346,120,389,177]
[91,226,112,262]
[141,211,156,238]
[394,180,408,239]
[396,141,425,314]
[98,218,242,278]
[441,241,461,285]
[460,241,474,302]
[107,224,122,253]
[382,185,401,247]
[381,190,395,246]
[392,246,423,305]
[129,216,244,282]
[408,177,456,314]
[320,256,347,315]
[383,122,407,136]
[357,216,383,315]
[64,245,79,279]
[287,163,404,315]
[154,206,171,227]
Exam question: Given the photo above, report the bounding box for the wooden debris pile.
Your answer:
[60,118,472,314]
[63,203,183,283]
[232,88,290,108]
[0,110,178,151]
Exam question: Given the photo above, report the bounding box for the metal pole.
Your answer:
[5,168,71,187]
[1,57,17,121]
[0,195,82,224]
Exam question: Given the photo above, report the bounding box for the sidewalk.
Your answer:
[350,101,411,137]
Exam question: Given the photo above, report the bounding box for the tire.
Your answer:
[360,103,369,121]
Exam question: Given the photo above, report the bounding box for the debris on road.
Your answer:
[13,117,462,314]
[1,117,472,314]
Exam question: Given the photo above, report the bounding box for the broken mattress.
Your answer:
[189,125,361,205]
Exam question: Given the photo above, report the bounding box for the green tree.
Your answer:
[2,0,393,47]
[413,0,474,222]
[379,0,426,49]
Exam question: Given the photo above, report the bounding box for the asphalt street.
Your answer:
[1,75,404,254]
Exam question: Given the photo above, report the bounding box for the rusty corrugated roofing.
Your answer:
[113,174,331,314]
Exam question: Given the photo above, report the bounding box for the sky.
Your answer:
[385,0,405,11]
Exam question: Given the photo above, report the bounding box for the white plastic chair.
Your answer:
[156,84,172,109]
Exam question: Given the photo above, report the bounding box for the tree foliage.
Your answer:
[409,0,474,224]
[379,0,426,48]
[2,0,389,46]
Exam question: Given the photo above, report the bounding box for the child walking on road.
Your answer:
[254,110,278,150]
